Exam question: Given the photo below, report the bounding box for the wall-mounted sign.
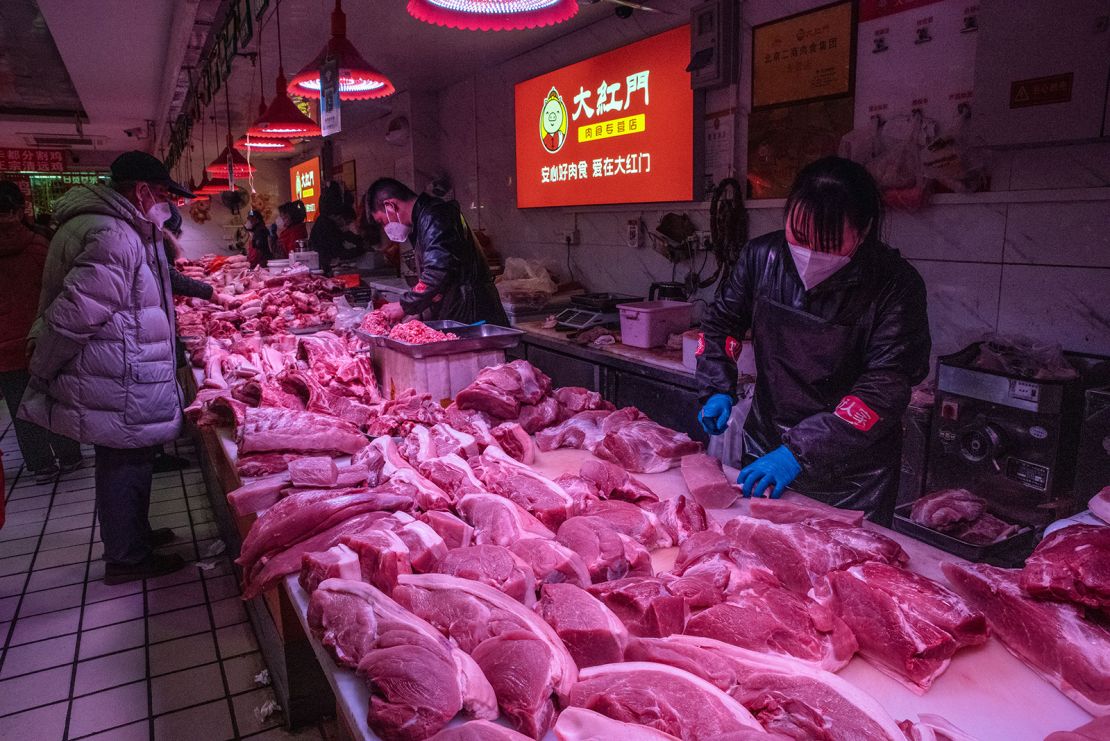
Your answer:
[1010,72,1073,109]
[290,157,321,222]
[752,1,856,108]
[0,148,65,173]
[514,25,694,208]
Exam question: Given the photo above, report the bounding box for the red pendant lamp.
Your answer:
[196,115,232,194]
[208,83,257,179]
[407,0,578,31]
[240,13,300,149]
[287,0,394,101]
[250,2,322,138]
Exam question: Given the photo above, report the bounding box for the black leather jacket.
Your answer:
[696,230,930,520]
[402,194,508,325]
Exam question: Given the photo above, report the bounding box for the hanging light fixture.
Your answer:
[251,1,322,137]
[196,114,232,194]
[238,16,295,151]
[406,0,578,31]
[287,0,394,100]
[207,83,257,179]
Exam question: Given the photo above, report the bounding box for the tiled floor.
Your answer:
[0,404,332,740]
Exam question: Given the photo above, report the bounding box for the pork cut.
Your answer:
[587,577,687,638]
[565,661,764,739]
[472,446,576,529]
[684,583,857,672]
[910,489,985,530]
[508,538,591,589]
[747,496,865,527]
[534,411,611,453]
[578,459,659,504]
[456,360,552,419]
[434,545,537,605]
[343,528,413,594]
[428,720,532,740]
[457,493,555,546]
[516,396,562,434]
[1020,524,1110,617]
[419,454,488,499]
[554,474,601,513]
[556,517,653,584]
[553,707,682,741]
[578,500,669,549]
[594,413,702,474]
[553,386,614,416]
[308,578,497,739]
[226,473,290,517]
[647,495,716,545]
[299,543,361,594]
[287,456,338,488]
[628,635,906,741]
[393,573,578,737]
[236,452,295,478]
[536,583,629,668]
[491,422,536,464]
[1044,715,1110,741]
[237,407,367,456]
[385,467,454,511]
[680,454,740,510]
[422,510,475,549]
[943,561,1110,715]
[811,562,989,692]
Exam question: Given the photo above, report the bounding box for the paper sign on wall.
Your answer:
[514,26,694,208]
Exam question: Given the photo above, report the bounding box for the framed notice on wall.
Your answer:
[751,1,856,109]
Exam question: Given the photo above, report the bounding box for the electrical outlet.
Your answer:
[694,230,712,250]
[563,229,581,246]
[627,219,643,249]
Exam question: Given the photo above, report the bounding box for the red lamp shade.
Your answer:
[194,173,230,196]
[235,134,294,153]
[250,70,322,137]
[205,144,257,178]
[407,0,578,31]
[287,2,394,100]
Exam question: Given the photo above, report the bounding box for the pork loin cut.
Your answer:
[593,409,702,473]
[308,578,497,740]
[227,473,290,517]
[237,407,366,456]
[287,456,338,488]
[473,446,575,529]
[578,500,670,549]
[684,583,857,672]
[553,707,682,741]
[509,538,591,589]
[747,495,865,527]
[943,561,1110,715]
[628,635,906,740]
[457,493,555,546]
[1020,524,1110,617]
[811,562,988,692]
[680,454,740,510]
[566,661,764,739]
[556,517,653,584]
[578,459,659,504]
[587,577,687,638]
[434,545,537,605]
[299,543,360,593]
[536,583,629,668]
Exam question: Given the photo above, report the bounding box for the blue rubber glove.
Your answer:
[698,393,733,436]
[737,446,802,499]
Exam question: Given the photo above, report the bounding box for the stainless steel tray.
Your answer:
[353,321,522,358]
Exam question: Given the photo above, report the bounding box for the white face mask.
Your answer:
[383,204,411,242]
[139,185,172,227]
[787,241,852,290]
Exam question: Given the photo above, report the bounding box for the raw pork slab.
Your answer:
[910,489,985,530]
[566,661,764,739]
[308,578,496,740]
[227,473,290,517]
[628,635,906,741]
[299,543,360,593]
[1020,524,1110,617]
[536,583,629,668]
[680,454,740,509]
[553,386,614,416]
[509,538,591,589]
[594,412,702,474]
[456,360,551,419]
[457,493,555,546]
[288,456,338,488]
[473,446,575,529]
[578,500,669,549]
[534,411,611,453]
[943,561,1110,715]
[554,707,682,740]
[434,545,537,606]
[579,459,659,504]
[472,630,561,736]
[492,422,536,464]
[418,454,488,499]
[556,517,653,584]
[684,583,857,672]
[422,510,475,549]
[237,407,366,456]
[747,495,865,527]
[646,496,716,545]
[429,720,533,740]
[812,562,989,692]
[586,577,687,638]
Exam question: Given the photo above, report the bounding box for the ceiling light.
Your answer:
[235,133,294,152]
[407,0,578,31]
[288,0,395,100]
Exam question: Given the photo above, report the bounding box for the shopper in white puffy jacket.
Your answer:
[21,152,194,584]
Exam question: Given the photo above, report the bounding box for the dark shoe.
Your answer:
[58,458,84,474]
[32,465,59,484]
[149,528,177,548]
[104,553,187,585]
[152,453,190,473]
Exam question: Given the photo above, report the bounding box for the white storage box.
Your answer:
[619,300,695,349]
[289,250,320,270]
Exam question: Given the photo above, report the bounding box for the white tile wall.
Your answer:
[997,265,1110,355]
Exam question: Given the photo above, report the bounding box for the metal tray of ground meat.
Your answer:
[380,323,524,358]
[352,320,466,347]
[892,503,1038,566]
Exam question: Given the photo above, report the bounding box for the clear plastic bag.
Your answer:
[974,334,1079,381]
[332,296,368,332]
[496,258,558,295]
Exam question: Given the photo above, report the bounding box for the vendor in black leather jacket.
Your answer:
[696,156,931,525]
[366,177,508,326]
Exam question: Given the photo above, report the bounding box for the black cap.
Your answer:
[110,151,194,198]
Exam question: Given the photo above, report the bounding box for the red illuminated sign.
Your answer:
[515,26,693,208]
[290,157,321,223]
[0,148,65,173]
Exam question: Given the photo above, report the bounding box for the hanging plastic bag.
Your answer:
[866,113,931,211]
[331,295,368,332]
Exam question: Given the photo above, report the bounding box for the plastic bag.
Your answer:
[332,295,368,332]
[974,334,1079,381]
[496,258,557,295]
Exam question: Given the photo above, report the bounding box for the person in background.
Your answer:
[366,177,508,326]
[307,181,364,275]
[696,156,930,525]
[273,199,308,259]
[21,151,192,583]
[243,209,273,268]
[0,181,83,483]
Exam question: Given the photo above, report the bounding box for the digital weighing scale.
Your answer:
[555,293,641,331]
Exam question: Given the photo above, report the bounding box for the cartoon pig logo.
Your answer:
[540,87,568,154]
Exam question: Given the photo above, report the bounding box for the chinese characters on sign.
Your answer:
[751,1,854,108]
[0,148,65,173]
[540,153,652,183]
[571,71,650,121]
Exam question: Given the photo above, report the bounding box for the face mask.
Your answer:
[787,241,852,290]
[383,204,411,242]
[139,186,172,226]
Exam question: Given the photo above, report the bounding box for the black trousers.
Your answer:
[94,445,159,565]
[0,369,82,472]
